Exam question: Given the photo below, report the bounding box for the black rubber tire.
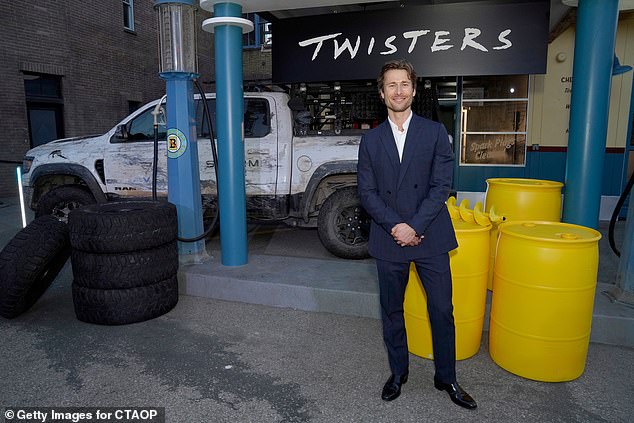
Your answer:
[317,186,370,259]
[71,241,178,289]
[0,215,71,318]
[72,275,179,325]
[68,201,178,253]
[35,185,96,223]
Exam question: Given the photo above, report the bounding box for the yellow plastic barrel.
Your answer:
[485,178,564,291]
[489,221,601,382]
[404,219,490,361]
[484,178,563,221]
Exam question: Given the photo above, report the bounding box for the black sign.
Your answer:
[273,1,549,83]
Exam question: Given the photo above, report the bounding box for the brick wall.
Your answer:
[0,0,213,197]
[243,48,272,85]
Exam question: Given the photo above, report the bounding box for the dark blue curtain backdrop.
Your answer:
[273,1,549,83]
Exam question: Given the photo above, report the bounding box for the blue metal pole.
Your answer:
[214,2,248,266]
[161,72,206,260]
[562,0,619,228]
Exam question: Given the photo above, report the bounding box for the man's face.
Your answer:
[380,69,415,114]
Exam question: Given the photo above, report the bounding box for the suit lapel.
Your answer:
[397,115,422,188]
[379,120,400,171]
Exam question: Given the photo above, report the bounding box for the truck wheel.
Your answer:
[71,241,178,289]
[0,215,71,318]
[36,185,96,223]
[72,275,178,325]
[68,201,178,253]
[317,187,370,259]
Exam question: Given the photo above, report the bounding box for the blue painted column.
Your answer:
[161,73,206,260]
[562,0,619,228]
[201,2,251,266]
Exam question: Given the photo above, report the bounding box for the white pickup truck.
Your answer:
[21,92,370,259]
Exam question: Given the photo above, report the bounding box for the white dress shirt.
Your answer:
[388,111,413,162]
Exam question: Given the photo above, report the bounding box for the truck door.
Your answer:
[104,104,168,198]
[196,95,278,197]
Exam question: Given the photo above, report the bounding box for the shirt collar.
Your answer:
[388,111,413,133]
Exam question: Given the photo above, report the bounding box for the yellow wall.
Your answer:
[528,13,634,149]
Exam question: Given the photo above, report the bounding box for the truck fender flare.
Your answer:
[30,163,108,203]
[300,160,358,223]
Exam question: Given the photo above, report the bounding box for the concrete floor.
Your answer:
[1,198,633,422]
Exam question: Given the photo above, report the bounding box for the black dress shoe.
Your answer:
[381,373,408,401]
[434,380,477,409]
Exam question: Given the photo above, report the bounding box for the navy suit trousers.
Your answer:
[376,253,456,384]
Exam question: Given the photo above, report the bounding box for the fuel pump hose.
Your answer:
[608,170,634,257]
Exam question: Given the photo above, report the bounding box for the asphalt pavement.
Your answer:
[0,197,633,423]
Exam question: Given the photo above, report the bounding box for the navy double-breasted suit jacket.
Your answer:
[357,113,458,262]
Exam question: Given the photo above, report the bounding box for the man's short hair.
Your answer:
[377,60,417,93]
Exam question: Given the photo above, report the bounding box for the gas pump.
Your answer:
[155,0,207,264]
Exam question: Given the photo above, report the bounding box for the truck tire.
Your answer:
[317,187,370,259]
[36,185,97,223]
[72,241,178,289]
[72,275,178,325]
[68,201,177,253]
[0,215,71,318]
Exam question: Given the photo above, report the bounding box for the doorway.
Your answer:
[24,73,64,147]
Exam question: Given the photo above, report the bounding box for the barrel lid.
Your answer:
[499,221,601,243]
[451,218,491,232]
[486,178,563,189]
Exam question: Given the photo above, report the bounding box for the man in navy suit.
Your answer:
[357,60,476,409]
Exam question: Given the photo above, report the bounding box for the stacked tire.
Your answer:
[69,201,179,325]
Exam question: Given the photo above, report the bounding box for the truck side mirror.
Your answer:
[287,96,306,112]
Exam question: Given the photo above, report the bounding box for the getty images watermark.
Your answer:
[3,407,164,423]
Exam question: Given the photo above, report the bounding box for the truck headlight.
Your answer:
[22,156,34,174]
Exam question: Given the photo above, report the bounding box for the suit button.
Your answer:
[387,190,392,194]
[414,184,418,188]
